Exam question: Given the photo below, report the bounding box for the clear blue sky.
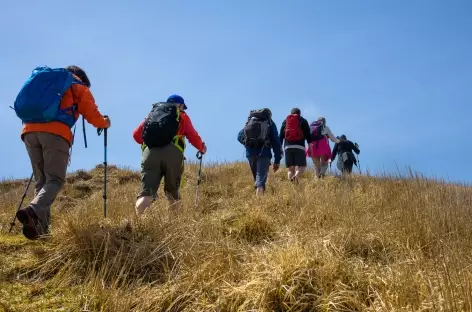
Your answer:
[1,0,471,182]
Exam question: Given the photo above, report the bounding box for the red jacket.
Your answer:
[133,110,205,153]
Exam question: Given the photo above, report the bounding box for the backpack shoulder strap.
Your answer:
[68,83,88,148]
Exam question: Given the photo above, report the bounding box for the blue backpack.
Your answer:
[14,66,84,127]
[13,66,88,147]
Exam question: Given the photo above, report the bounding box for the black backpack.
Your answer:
[142,102,180,148]
[243,109,272,148]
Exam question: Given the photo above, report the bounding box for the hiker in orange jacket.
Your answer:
[132,95,207,215]
[17,66,111,240]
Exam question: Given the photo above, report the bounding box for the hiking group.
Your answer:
[237,108,361,195]
[9,65,359,240]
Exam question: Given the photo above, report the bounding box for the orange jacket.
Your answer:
[21,80,108,146]
[133,110,205,153]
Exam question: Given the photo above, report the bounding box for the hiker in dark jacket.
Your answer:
[279,108,312,183]
[331,135,360,175]
[238,108,282,196]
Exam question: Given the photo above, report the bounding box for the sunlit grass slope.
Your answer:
[1,162,471,311]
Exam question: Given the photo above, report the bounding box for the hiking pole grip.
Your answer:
[196,151,203,160]
[104,128,108,149]
[97,115,109,136]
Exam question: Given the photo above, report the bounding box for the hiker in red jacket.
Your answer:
[132,95,206,215]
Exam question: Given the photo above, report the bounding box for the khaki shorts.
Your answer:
[138,144,184,201]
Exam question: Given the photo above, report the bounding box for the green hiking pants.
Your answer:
[138,144,184,201]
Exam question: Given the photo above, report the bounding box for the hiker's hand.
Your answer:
[104,116,111,128]
[273,164,280,173]
[201,144,207,155]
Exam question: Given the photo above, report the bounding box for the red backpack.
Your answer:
[285,114,303,141]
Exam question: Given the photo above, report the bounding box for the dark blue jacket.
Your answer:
[238,120,282,164]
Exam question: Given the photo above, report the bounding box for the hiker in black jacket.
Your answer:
[279,108,312,183]
[331,135,360,175]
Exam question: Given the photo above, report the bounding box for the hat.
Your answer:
[167,94,187,110]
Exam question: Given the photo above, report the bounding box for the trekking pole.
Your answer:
[9,173,34,233]
[354,142,361,174]
[97,126,108,218]
[357,155,361,174]
[195,151,203,208]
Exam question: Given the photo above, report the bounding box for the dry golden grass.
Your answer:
[1,162,471,311]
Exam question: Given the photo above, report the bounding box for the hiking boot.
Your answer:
[16,207,43,240]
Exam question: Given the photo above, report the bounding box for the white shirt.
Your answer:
[322,126,340,143]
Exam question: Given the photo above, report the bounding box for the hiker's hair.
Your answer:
[340,134,347,140]
[66,65,91,88]
[318,117,326,124]
[291,108,301,115]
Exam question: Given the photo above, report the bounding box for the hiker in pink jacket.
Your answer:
[306,117,340,178]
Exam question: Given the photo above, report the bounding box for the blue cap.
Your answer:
[167,94,187,110]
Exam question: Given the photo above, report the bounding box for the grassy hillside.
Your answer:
[1,163,471,311]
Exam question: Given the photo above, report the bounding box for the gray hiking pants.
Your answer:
[24,132,70,228]
[337,152,355,174]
